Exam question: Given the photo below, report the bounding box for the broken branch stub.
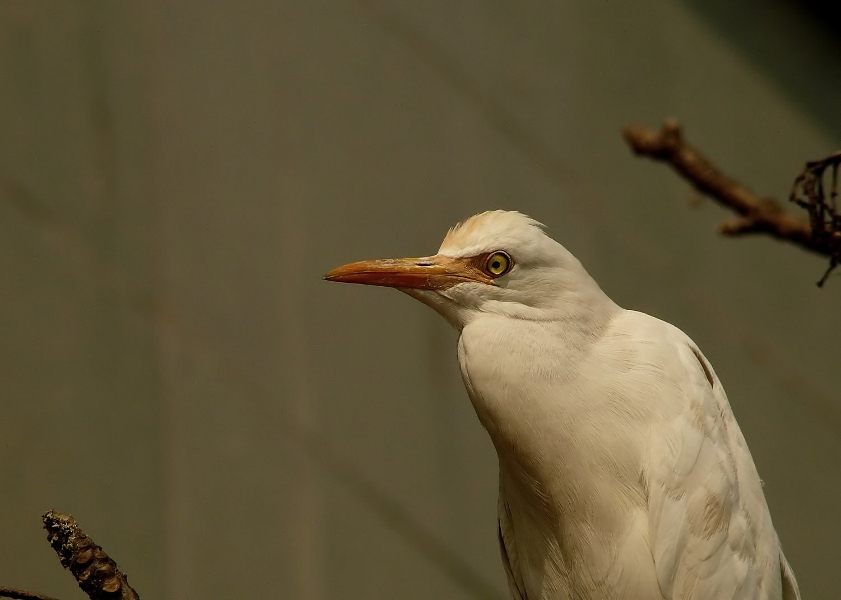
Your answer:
[42,511,139,600]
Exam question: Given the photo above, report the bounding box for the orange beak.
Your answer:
[324,255,492,290]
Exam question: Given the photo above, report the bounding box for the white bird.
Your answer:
[325,210,800,600]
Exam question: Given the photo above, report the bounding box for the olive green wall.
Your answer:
[2,2,839,598]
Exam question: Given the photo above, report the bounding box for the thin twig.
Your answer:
[623,119,841,286]
[0,587,61,600]
[42,511,140,600]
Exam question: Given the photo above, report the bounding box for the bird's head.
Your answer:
[325,211,614,329]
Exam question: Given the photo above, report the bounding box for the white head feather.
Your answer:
[415,210,617,328]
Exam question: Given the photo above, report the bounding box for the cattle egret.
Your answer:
[325,211,799,600]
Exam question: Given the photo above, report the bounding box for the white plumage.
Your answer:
[326,210,799,600]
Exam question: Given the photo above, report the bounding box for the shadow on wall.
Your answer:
[682,0,841,141]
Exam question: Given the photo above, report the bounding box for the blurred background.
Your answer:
[2,1,840,598]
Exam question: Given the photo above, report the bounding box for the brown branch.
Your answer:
[42,511,140,600]
[623,119,841,286]
[0,587,61,600]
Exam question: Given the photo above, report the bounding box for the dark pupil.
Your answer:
[492,260,501,270]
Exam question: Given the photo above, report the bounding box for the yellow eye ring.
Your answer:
[484,251,512,277]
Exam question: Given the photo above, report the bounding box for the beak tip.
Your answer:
[324,266,352,283]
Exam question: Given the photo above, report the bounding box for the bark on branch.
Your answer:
[43,511,140,600]
[0,511,140,600]
[623,119,841,286]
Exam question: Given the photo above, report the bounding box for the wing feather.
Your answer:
[498,495,528,600]
[780,550,801,600]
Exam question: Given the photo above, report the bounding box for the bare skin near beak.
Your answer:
[324,255,492,290]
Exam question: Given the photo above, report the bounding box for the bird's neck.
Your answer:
[458,304,625,520]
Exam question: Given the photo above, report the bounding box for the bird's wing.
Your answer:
[498,495,527,600]
[636,316,789,599]
[780,549,801,600]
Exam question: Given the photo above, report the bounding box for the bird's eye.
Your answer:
[484,251,512,277]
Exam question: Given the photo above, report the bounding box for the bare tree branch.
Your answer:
[623,119,841,286]
[0,587,61,600]
[42,511,140,600]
